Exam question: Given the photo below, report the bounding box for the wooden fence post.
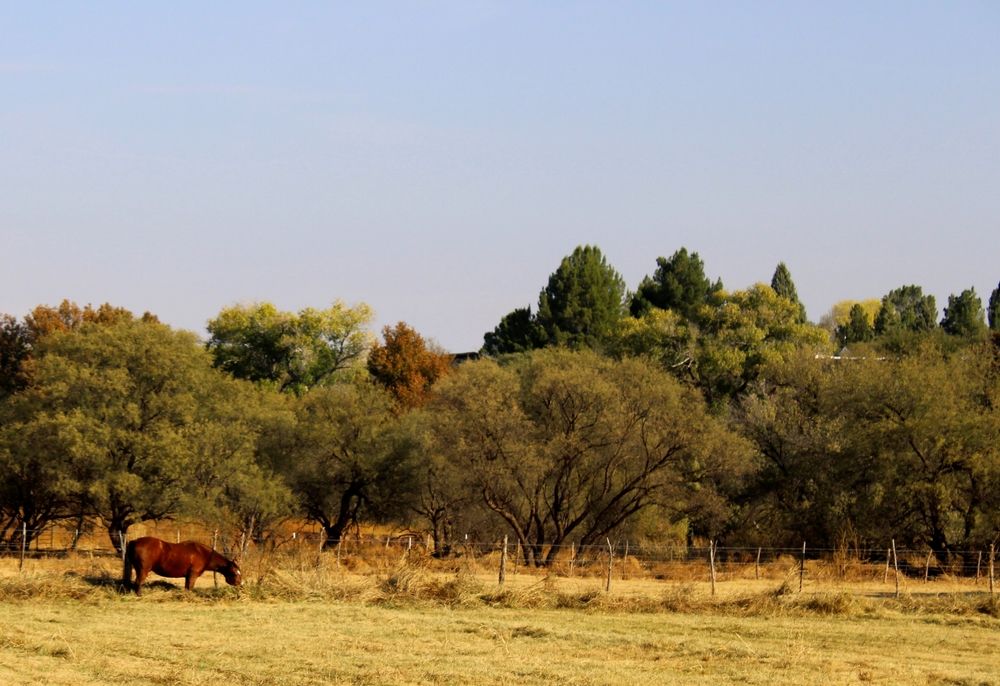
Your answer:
[19,522,27,571]
[605,538,613,593]
[755,547,761,581]
[622,540,629,580]
[891,539,900,598]
[976,550,983,585]
[498,535,508,587]
[799,541,806,592]
[990,544,995,596]
[709,541,717,597]
[924,549,932,583]
[212,529,220,588]
[883,547,891,584]
[569,542,576,577]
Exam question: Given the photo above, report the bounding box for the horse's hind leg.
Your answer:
[134,566,150,596]
[122,556,133,592]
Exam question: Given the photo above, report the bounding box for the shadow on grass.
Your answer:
[66,570,183,595]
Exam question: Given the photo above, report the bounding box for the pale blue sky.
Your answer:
[3,2,998,351]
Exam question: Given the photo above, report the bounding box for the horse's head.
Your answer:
[221,558,242,587]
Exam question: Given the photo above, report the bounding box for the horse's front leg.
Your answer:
[185,567,204,591]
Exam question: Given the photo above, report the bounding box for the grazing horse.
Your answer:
[123,536,242,595]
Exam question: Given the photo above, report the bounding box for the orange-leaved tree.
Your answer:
[367,322,453,409]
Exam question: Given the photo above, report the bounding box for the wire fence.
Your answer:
[1,522,996,585]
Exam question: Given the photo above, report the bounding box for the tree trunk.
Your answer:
[106,517,132,554]
[320,487,362,546]
[428,510,453,558]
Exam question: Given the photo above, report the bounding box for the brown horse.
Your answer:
[123,536,242,595]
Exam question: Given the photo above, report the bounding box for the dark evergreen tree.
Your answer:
[536,245,627,349]
[836,303,874,345]
[874,285,937,334]
[989,282,1000,332]
[0,314,32,400]
[770,262,807,323]
[941,288,987,338]
[482,307,546,355]
[630,248,722,320]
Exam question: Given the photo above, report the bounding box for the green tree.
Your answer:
[694,284,832,403]
[11,320,235,549]
[736,351,856,546]
[0,315,32,399]
[404,410,472,557]
[0,401,86,548]
[941,288,987,338]
[606,308,696,372]
[279,382,419,545]
[986,282,1000,332]
[181,381,295,546]
[874,285,937,335]
[206,301,373,393]
[482,307,546,355]
[426,349,752,566]
[2,301,152,401]
[535,245,627,349]
[835,303,874,346]
[819,299,881,338]
[770,262,807,323]
[738,344,1000,556]
[630,248,722,320]
[847,345,1000,556]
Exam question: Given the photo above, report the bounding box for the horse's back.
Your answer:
[155,540,213,576]
[128,537,192,576]
[128,536,169,564]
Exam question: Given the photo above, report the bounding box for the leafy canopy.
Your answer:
[426,349,752,566]
[206,301,373,394]
[875,285,937,335]
[941,287,987,338]
[368,322,453,409]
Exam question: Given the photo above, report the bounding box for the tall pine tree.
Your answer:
[770,262,807,323]
[630,248,722,320]
[536,245,627,350]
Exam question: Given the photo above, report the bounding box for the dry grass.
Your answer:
[2,552,1000,685]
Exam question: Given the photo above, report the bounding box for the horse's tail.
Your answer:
[121,539,134,590]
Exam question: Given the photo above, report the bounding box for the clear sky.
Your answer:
[3,2,998,352]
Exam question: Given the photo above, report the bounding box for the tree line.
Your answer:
[2,247,999,566]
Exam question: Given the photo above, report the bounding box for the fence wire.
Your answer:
[1,524,996,579]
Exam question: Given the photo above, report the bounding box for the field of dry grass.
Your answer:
[2,551,999,685]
